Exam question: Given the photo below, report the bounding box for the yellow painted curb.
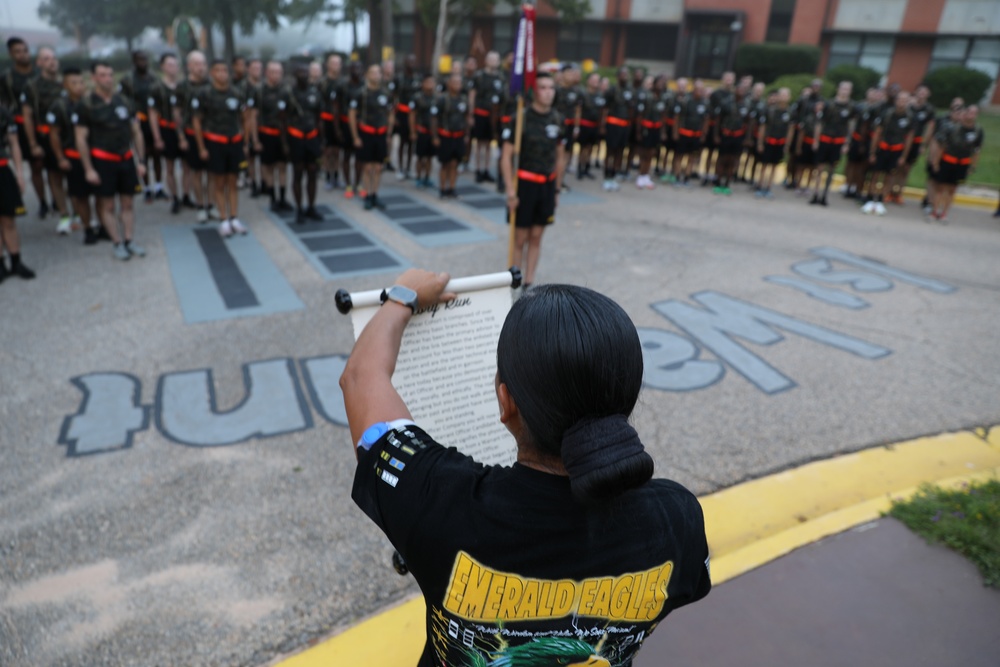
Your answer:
[274,426,1000,667]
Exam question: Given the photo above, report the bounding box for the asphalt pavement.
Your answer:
[1,162,999,667]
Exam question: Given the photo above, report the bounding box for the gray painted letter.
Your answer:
[811,247,956,293]
[59,373,150,456]
[790,259,892,292]
[156,359,312,446]
[300,355,349,426]
[764,275,871,309]
[651,292,891,394]
[637,327,725,391]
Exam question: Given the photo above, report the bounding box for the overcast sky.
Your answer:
[2,0,47,31]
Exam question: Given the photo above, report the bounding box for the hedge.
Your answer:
[734,43,821,83]
[922,66,993,108]
[825,64,881,100]
[766,74,835,99]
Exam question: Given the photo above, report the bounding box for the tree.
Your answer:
[281,0,368,55]
[825,64,881,100]
[40,0,174,53]
[923,66,993,107]
[38,0,103,48]
[180,0,283,61]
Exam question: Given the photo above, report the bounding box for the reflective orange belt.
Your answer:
[259,126,281,136]
[437,128,465,138]
[500,115,511,123]
[396,103,411,114]
[65,148,81,159]
[851,132,863,141]
[203,132,242,144]
[0,158,7,166]
[13,115,24,124]
[765,137,786,145]
[802,135,815,145]
[517,169,555,183]
[913,136,924,144]
[578,118,598,128]
[35,124,51,134]
[185,128,196,136]
[416,125,430,134]
[640,119,662,129]
[721,128,745,137]
[287,127,319,139]
[359,123,387,135]
[340,114,350,123]
[879,141,904,151]
[606,116,629,127]
[564,118,578,126]
[137,111,148,122]
[820,135,846,144]
[678,128,701,137]
[159,119,177,129]
[91,148,133,162]
[320,111,335,122]
[941,153,971,165]
[473,108,491,117]
[666,118,676,126]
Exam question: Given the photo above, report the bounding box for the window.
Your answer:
[827,33,895,74]
[624,23,679,61]
[765,0,796,43]
[493,17,519,55]
[450,22,471,57]
[393,16,415,58]
[930,37,1000,82]
[557,22,603,62]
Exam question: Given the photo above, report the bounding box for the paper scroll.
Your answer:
[342,271,520,466]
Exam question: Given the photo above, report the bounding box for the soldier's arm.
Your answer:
[901,129,914,164]
[131,118,146,164]
[49,110,67,167]
[22,86,39,154]
[10,126,25,187]
[501,138,515,204]
[192,111,207,155]
[554,142,566,194]
[75,124,97,179]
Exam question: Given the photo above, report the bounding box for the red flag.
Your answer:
[510,4,536,95]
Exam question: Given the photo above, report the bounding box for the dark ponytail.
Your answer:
[496,285,654,504]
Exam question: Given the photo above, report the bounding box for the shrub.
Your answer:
[765,74,835,99]
[825,64,881,100]
[734,43,821,83]
[923,66,993,107]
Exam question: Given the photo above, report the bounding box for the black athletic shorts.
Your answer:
[260,132,285,165]
[847,135,869,162]
[65,156,91,199]
[139,119,154,159]
[358,130,388,164]
[339,120,353,150]
[638,125,662,149]
[321,119,336,147]
[605,122,630,150]
[935,161,969,185]
[514,175,556,228]
[815,140,845,165]
[40,134,60,171]
[761,142,786,165]
[798,142,817,167]
[471,113,494,141]
[415,132,435,158]
[288,131,322,165]
[662,124,676,151]
[17,125,33,163]
[92,152,141,198]
[906,140,924,165]
[206,138,246,175]
[577,124,598,147]
[158,127,180,160]
[436,134,465,163]
[874,147,904,173]
[184,131,206,171]
[718,134,744,156]
[0,163,26,216]
[677,133,703,155]
[703,124,718,150]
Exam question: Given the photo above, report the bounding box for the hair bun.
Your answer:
[562,415,653,504]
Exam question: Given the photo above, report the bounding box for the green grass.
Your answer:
[888,479,1000,588]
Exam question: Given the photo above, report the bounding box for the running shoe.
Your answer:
[231,219,248,234]
[113,243,131,261]
[219,220,233,237]
[56,217,72,235]
[126,241,146,256]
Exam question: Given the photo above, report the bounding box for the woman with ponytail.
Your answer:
[342,269,711,667]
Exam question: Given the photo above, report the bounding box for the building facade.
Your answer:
[393,0,1000,104]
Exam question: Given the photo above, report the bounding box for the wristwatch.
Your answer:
[384,285,419,313]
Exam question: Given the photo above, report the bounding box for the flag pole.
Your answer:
[507,2,535,269]
[507,94,523,267]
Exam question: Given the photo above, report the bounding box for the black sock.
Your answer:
[280,186,287,203]
[10,253,21,269]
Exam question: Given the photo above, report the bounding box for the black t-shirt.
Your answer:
[0,105,17,159]
[0,66,37,111]
[288,84,321,131]
[352,423,711,667]
[349,85,392,128]
[876,107,914,146]
[434,92,469,132]
[677,95,709,131]
[148,80,180,125]
[193,85,245,137]
[258,83,290,129]
[820,98,854,139]
[503,106,566,175]
[26,75,64,126]
[605,83,634,120]
[763,105,793,140]
[412,91,435,130]
[47,96,79,151]
[77,91,135,155]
